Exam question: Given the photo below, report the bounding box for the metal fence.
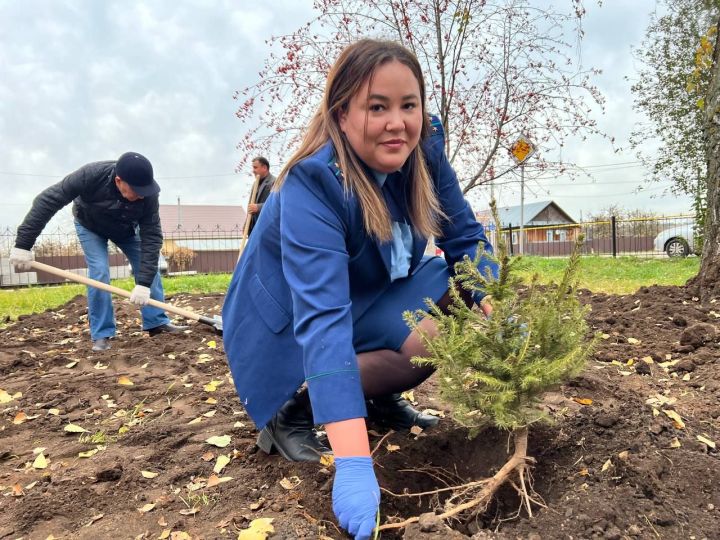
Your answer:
[0,214,697,287]
[0,226,244,287]
[486,214,697,258]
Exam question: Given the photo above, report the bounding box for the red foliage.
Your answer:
[235,0,608,194]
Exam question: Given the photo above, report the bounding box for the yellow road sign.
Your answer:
[510,136,535,164]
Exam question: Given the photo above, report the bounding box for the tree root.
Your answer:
[377,426,534,532]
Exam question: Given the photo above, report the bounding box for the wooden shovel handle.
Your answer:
[28,260,202,322]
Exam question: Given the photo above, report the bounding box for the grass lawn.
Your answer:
[517,256,699,295]
[0,256,700,324]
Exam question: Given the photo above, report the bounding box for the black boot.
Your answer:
[366,393,440,431]
[256,390,331,462]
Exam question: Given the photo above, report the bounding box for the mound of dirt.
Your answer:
[0,286,718,539]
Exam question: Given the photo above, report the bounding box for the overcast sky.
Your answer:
[0,0,691,233]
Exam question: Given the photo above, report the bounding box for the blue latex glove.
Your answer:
[333,457,380,540]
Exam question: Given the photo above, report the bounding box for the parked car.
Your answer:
[653,225,696,258]
[127,253,169,275]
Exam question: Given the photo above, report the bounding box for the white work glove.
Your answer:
[9,247,34,272]
[129,285,151,306]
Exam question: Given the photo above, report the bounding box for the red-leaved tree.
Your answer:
[235,0,606,194]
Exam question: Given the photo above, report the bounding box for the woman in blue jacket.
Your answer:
[223,39,497,539]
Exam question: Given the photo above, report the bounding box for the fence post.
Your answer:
[611,216,617,258]
[508,224,514,256]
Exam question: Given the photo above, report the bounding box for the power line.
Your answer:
[0,170,240,179]
[0,159,652,180]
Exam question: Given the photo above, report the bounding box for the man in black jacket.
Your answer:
[10,152,186,351]
[246,156,276,237]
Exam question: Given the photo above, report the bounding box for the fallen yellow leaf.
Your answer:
[138,503,156,513]
[319,454,335,467]
[78,449,99,458]
[33,453,48,469]
[141,470,159,479]
[601,459,612,472]
[13,411,28,424]
[205,398,218,405]
[662,409,685,429]
[64,423,89,433]
[627,337,641,345]
[238,517,274,539]
[203,380,223,392]
[572,397,593,406]
[386,444,400,452]
[213,455,231,474]
[206,474,233,487]
[48,408,60,416]
[205,435,231,448]
[207,340,217,349]
[279,476,302,490]
[697,435,716,449]
[118,376,134,386]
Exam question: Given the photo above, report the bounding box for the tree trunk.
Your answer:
[698,18,720,301]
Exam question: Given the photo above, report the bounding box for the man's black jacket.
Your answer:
[15,161,162,287]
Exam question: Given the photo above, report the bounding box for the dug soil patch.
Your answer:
[0,285,718,539]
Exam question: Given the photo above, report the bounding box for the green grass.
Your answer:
[517,256,700,295]
[0,273,232,324]
[0,257,701,323]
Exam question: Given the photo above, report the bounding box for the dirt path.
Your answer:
[0,286,718,539]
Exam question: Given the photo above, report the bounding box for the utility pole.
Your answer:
[510,135,536,255]
[519,166,525,255]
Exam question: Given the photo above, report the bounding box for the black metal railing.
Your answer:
[0,214,698,287]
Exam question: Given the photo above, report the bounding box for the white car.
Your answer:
[127,253,169,275]
[653,224,696,257]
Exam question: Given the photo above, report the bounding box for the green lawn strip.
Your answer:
[0,258,700,323]
[0,274,232,325]
[517,256,699,295]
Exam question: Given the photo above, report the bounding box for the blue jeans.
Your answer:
[75,221,170,340]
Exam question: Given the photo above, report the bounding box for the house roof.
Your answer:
[475,200,576,228]
[159,204,246,234]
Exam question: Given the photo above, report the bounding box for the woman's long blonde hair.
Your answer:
[274,39,443,241]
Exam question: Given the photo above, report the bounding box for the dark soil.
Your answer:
[1,285,718,539]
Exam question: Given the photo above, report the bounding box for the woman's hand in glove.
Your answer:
[333,456,379,539]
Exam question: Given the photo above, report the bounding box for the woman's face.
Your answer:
[338,60,423,174]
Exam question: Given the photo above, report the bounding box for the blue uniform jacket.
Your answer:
[222,118,497,428]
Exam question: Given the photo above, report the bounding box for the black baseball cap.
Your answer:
[115,152,160,197]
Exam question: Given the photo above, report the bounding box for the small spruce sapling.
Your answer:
[394,202,596,525]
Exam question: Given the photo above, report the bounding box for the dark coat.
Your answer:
[222,117,497,429]
[14,161,163,287]
[247,173,276,236]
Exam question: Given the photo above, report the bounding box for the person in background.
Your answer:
[222,39,497,539]
[246,156,276,237]
[10,152,187,352]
